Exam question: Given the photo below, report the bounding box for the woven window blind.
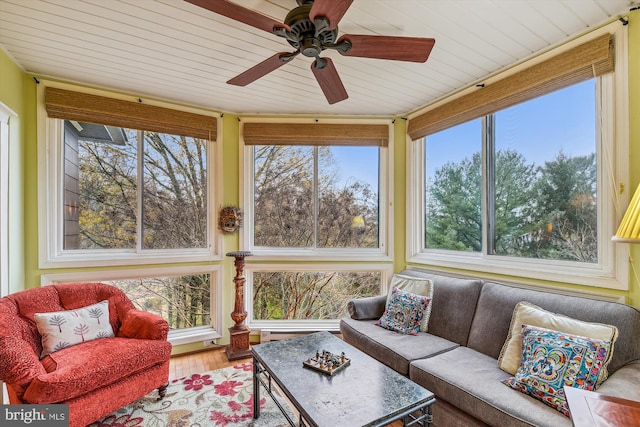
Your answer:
[407,33,614,140]
[45,87,217,140]
[243,122,389,146]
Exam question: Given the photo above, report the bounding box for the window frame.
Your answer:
[41,265,224,346]
[0,102,15,299]
[37,82,224,268]
[406,24,629,290]
[241,118,393,262]
[245,262,394,331]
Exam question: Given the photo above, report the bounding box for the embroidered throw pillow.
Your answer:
[377,287,431,335]
[385,274,434,332]
[35,300,115,358]
[498,301,618,385]
[501,324,612,417]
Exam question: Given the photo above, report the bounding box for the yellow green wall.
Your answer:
[0,12,638,356]
[0,49,26,294]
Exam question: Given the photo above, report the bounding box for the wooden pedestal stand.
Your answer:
[225,251,252,361]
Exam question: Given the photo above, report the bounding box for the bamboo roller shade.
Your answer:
[408,33,614,140]
[45,87,217,140]
[243,122,389,146]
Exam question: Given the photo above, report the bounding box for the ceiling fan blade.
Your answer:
[311,57,348,105]
[185,0,290,34]
[227,52,293,86]
[309,0,354,30]
[337,34,435,62]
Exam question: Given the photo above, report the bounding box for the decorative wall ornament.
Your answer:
[218,206,243,234]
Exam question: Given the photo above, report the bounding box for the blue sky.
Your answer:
[330,145,380,190]
[426,79,596,178]
[326,79,596,189]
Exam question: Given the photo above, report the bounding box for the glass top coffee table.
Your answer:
[252,331,435,427]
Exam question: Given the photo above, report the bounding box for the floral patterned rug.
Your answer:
[89,362,295,427]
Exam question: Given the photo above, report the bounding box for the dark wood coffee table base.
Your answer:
[251,331,435,427]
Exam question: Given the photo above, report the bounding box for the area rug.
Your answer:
[88,362,295,427]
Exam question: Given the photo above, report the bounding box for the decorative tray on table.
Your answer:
[303,350,350,376]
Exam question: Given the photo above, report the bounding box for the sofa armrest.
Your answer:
[0,336,47,399]
[347,295,387,320]
[117,309,169,341]
[595,361,640,401]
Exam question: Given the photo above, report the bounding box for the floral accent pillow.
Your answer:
[34,300,115,358]
[376,287,431,335]
[502,324,612,417]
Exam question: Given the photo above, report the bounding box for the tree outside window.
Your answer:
[250,142,383,322]
[63,121,208,250]
[253,145,379,249]
[60,120,211,331]
[252,271,380,321]
[425,80,597,263]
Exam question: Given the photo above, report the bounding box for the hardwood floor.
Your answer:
[169,347,404,426]
[169,346,249,380]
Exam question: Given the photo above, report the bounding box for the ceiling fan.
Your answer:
[185,0,436,104]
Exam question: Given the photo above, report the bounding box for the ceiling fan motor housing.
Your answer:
[284,3,337,56]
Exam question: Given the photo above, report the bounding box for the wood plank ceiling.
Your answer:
[0,0,637,116]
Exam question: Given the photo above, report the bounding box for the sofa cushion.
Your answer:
[377,287,431,335]
[498,301,618,381]
[386,274,434,332]
[466,281,640,374]
[395,270,483,345]
[22,337,172,404]
[35,300,115,357]
[340,317,458,375]
[409,346,572,427]
[502,324,613,417]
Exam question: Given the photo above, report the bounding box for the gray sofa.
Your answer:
[339,269,640,427]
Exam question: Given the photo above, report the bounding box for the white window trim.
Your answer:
[0,102,12,406]
[240,117,393,262]
[406,23,630,291]
[246,262,394,331]
[37,81,224,268]
[41,265,224,345]
[0,102,14,300]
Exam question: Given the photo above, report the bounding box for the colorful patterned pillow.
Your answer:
[502,324,612,417]
[498,301,618,385]
[34,300,115,358]
[385,274,434,332]
[376,287,431,335]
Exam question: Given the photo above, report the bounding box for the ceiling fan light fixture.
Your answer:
[301,37,323,57]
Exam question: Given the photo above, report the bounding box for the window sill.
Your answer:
[39,250,221,269]
[407,250,628,291]
[168,326,222,346]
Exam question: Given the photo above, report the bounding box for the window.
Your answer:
[408,27,628,289]
[426,81,597,262]
[63,121,208,251]
[426,119,482,252]
[247,265,391,330]
[243,120,391,260]
[106,274,211,329]
[42,266,223,345]
[252,145,379,249]
[242,120,392,330]
[39,85,220,267]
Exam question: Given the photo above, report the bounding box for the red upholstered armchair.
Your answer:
[0,283,172,427]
